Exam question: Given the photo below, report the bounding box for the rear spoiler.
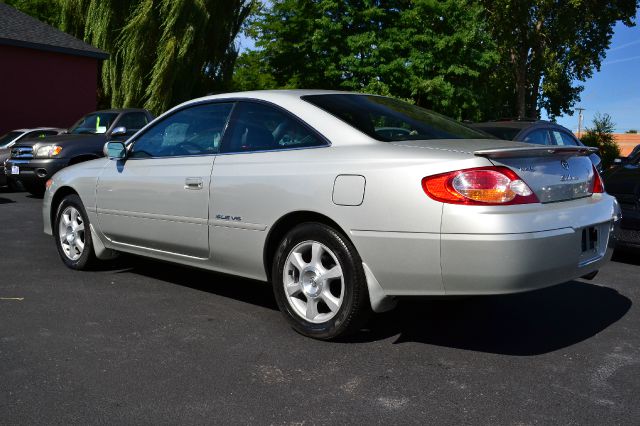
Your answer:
[474,145,598,159]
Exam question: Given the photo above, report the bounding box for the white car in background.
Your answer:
[42,90,620,340]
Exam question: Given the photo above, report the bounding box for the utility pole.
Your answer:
[576,107,586,138]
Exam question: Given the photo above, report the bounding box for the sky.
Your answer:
[554,15,640,133]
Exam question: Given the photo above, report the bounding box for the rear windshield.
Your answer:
[69,112,119,135]
[471,126,521,141]
[302,94,493,141]
[0,131,23,148]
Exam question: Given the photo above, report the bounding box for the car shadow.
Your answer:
[108,254,278,311]
[0,197,16,204]
[104,255,631,355]
[353,281,631,355]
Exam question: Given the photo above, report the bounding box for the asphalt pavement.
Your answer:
[1,190,639,425]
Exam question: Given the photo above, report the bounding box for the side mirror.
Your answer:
[103,141,127,159]
[109,126,127,138]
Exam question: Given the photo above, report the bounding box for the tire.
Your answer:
[54,194,98,270]
[7,179,21,192]
[272,222,370,340]
[23,181,45,197]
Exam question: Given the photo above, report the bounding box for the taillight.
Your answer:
[422,166,539,205]
[592,165,604,193]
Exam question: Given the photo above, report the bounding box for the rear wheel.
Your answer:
[54,194,97,270]
[272,223,370,340]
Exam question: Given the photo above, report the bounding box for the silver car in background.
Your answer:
[1,127,63,189]
[43,90,620,339]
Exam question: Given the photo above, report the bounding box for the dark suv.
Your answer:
[5,108,153,195]
[472,119,603,172]
[603,149,640,247]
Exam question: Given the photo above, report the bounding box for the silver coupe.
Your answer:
[43,90,621,339]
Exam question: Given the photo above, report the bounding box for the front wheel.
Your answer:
[54,194,97,270]
[7,178,22,192]
[272,223,370,340]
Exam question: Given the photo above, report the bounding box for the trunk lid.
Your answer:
[474,146,598,203]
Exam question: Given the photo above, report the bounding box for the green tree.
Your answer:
[481,0,638,120]
[243,0,498,120]
[580,113,620,168]
[2,0,60,26]
[63,0,255,114]
[232,50,277,91]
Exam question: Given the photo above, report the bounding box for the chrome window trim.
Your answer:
[122,144,332,160]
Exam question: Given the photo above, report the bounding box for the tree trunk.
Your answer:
[514,47,528,119]
[528,74,541,118]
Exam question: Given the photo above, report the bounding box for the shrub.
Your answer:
[580,113,620,169]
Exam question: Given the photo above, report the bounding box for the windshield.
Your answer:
[69,112,118,134]
[0,131,23,148]
[302,94,493,141]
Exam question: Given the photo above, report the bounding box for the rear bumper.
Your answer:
[440,221,615,295]
[4,158,67,185]
[353,194,620,297]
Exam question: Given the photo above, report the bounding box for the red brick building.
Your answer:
[0,4,108,135]
[612,134,640,156]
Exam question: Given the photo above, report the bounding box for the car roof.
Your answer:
[472,120,555,130]
[189,89,363,105]
[12,127,62,132]
[93,108,149,114]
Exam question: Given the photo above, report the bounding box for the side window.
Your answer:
[117,112,149,133]
[224,102,325,153]
[557,130,579,146]
[130,103,232,158]
[523,129,549,145]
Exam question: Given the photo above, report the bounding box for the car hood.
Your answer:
[13,133,107,148]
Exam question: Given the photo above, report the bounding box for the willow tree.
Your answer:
[56,0,254,114]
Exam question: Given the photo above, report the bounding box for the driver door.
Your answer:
[96,102,233,258]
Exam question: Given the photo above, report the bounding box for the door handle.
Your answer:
[184,177,203,190]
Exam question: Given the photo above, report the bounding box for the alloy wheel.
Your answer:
[58,206,85,261]
[283,240,345,323]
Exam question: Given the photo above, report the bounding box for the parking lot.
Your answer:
[1,190,639,425]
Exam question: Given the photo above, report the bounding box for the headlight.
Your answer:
[35,145,63,158]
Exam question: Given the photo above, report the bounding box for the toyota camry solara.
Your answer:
[43,90,621,339]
